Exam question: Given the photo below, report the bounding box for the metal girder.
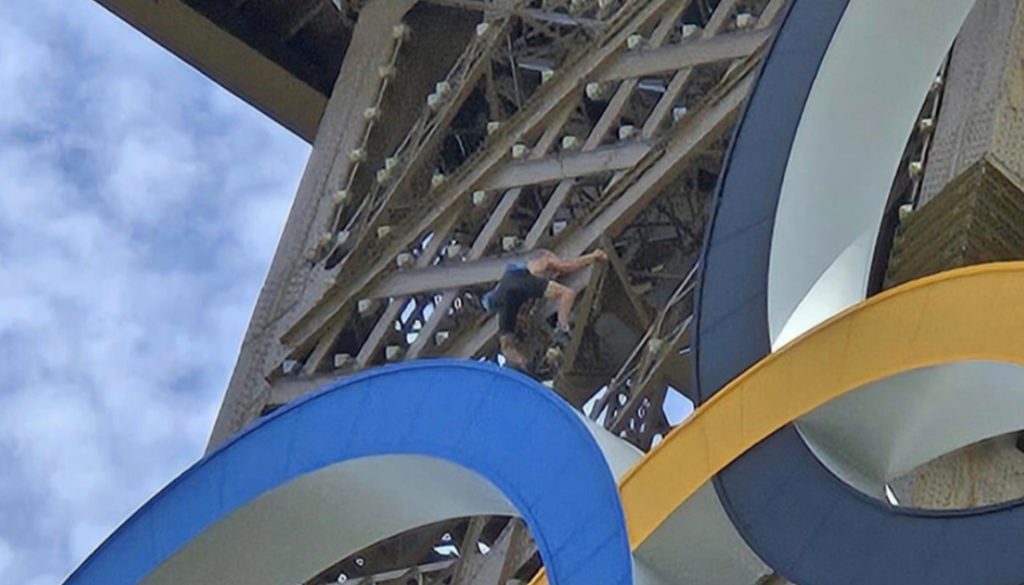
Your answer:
[755,0,791,31]
[449,517,487,583]
[387,104,574,361]
[369,60,754,303]
[555,262,607,390]
[479,140,654,191]
[307,519,464,585]
[272,14,517,364]
[351,211,461,367]
[524,0,693,247]
[327,16,513,269]
[285,0,329,39]
[495,519,535,584]
[343,560,456,585]
[601,235,651,328]
[641,0,743,138]
[208,0,417,449]
[438,59,756,362]
[301,318,350,376]
[427,0,605,29]
[420,518,533,585]
[592,259,697,449]
[356,298,407,367]
[304,209,459,373]
[267,372,341,407]
[277,0,681,355]
[583,2,789,448]
[558,60,755,256]
[370,256,528,299]
[597,28,772,82]
[400,184,520,358]
[507,1,748,90]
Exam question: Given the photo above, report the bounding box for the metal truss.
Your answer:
[217,0,788,583]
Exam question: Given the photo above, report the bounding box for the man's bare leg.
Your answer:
[499,334,529,368]
[544,281,576,332]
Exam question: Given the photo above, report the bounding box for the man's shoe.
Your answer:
[552,327,571,348]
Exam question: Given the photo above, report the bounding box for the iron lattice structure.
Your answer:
[83,0,1024,583]
[193,1,789,581]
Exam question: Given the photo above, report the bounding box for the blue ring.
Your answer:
[64,360,632,585]
[693,1,1024,584]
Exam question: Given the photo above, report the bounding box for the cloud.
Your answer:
[0,538,12,577]
[0,1,309,581]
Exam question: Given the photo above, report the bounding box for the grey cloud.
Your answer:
[0,1,309,581]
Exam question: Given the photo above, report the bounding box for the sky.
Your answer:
[0,1,310,582]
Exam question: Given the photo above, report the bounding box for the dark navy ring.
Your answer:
[693,1,1024,583]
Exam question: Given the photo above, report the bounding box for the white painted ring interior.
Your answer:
[759,0,1003,503]
[143,455,517,585]
[798,361,1024,500]
[768,0,977,349]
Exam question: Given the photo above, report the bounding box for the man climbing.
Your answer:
[481,248,607,370]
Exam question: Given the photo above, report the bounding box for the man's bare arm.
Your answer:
[544,250,607,275]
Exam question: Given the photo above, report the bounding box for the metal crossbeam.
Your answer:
[479,140,653,191]
[560,62,754,255]
[597,28,772,82]
[427,0,605,29]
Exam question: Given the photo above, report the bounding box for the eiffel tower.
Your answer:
[89,1,1024,584]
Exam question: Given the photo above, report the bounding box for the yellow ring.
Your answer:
[532,262,1024,584]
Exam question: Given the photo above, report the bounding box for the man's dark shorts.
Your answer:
[493,262,549,333]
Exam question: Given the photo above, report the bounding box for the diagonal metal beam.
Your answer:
[426,0,605,29]
[449,517,487,584]
[601,235,651,327]
[607,317,692,434]
[491,519,534,585]
[556,262,606,389]
[383,1,696,324]
[285,0,328,39]
[641,0,743,138]
[369,256,526,299]
[350,212,461,368]
[327,14,517,272]
[361,133,569,364]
